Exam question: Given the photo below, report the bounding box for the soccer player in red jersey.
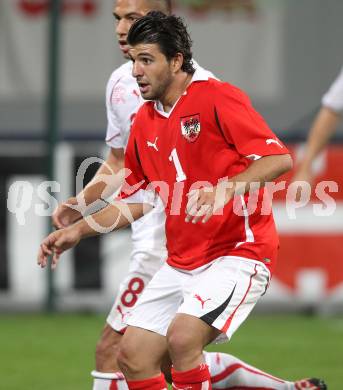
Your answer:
[38,11,327,390]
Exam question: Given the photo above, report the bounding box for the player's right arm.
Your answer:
[52,147,125,229]
[39,201,147,269]
[41,108,152,269]
[53,69,129,229]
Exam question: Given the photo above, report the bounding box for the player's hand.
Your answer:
[52,197,83,229]
[185,182,233,224]
[37,226,81,269]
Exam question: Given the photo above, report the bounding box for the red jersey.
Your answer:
[120,68,289,273]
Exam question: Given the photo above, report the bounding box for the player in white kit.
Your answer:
[293,66,343,184]
[52,1,327,389]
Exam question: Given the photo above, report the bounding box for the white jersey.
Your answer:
[105,61,166,249]
[322,66,343,114]
[105,60,214,249]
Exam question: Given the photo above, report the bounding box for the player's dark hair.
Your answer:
[127,11,195,74]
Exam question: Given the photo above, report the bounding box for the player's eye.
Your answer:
[127,16,138,22]
[142,58,152,65]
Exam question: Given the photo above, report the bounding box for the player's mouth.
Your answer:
[118,40,129,54]
[138,82,150,94]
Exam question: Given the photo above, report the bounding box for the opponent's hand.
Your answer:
[291,166,313,201]
[38,226,81,269]
[52,197,83,229]
[185,182,233,224]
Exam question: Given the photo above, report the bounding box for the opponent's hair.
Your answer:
[127,11,194,74]
[154,0,172,14]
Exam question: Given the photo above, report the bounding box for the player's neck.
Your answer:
[159,72,193,113]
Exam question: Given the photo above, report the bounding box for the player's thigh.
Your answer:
[127,263,187,337]
[107,249,165,333]
[179,256,270,342]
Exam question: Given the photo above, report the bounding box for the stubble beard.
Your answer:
[148,70,173,102]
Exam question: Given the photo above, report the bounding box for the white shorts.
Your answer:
[126,256,270,342]
[106,248,167,332]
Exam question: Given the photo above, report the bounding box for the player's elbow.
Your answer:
[277,153,293,176]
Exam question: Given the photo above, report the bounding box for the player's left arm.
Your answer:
[186,82,293,223]
[186,153,292,224]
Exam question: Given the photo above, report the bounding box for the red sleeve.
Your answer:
[214,82,289,160]
[119,124,149,200]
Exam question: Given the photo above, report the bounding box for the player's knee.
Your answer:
[117,342,141,376]
[166,328,198,359]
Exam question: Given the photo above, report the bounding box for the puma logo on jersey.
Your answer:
[147,137,159,151]
[266,138,283,148]
[116,305,129,322]
[194,294,211,309]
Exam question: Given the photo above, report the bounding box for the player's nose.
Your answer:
[115,18,129,36]
[132,62,143,78]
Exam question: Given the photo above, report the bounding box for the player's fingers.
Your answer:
[39,242,51,258]
[51,251,60,270]
[39,234,57,258]
[187,189,199,199]
[202,206,214,223]
[186,191,209,221]
[186,193,199,208]
[37,248,43,266]
[185,202,199,221]
[185,191,200,213]
[37,246,48,268]
[190,204,211,224]
[185,200,204,222]
[42,243,53,257]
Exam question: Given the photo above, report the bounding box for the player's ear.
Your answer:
[171,53,184,74]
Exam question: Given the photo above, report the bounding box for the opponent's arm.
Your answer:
[293,107,341,184]
[52,147,125,228]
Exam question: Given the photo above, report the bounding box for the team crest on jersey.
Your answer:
[180,114,201,142]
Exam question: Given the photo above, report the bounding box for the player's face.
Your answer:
[130,43,174,101]
[113,0,155,58]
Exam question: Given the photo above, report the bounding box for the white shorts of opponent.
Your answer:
[126,256,270,342]
[107,247,167,333]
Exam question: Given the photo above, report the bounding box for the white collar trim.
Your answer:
[154,67,210,117]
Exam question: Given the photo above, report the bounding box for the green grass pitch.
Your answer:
[0,313,342,389]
